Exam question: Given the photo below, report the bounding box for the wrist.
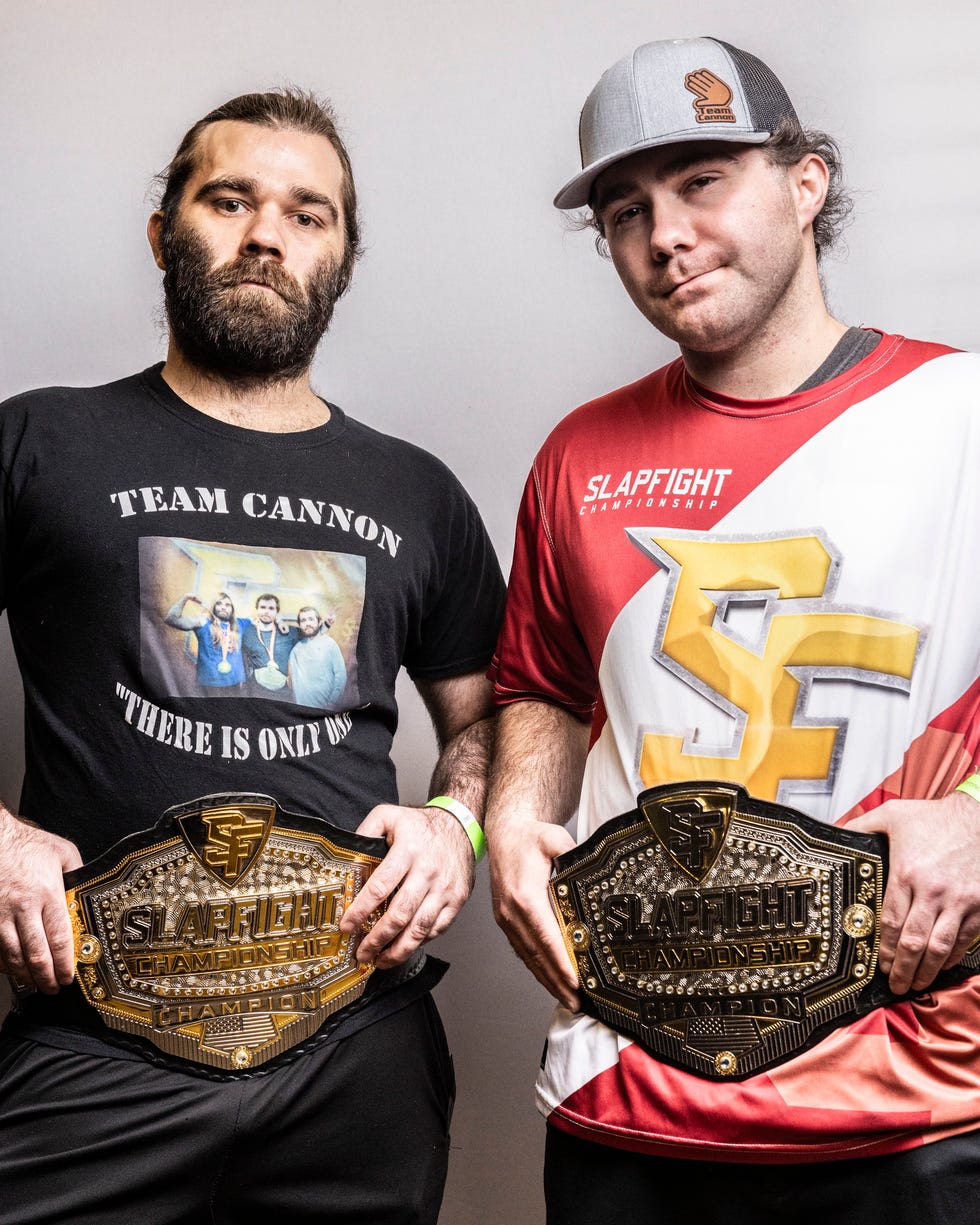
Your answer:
[955,773,980,805]
[424,794,487,863]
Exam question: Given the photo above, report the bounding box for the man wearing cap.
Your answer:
[485,37,980,1223]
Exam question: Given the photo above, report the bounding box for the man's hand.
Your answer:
[337,670,494,969]
[0,813,83,994]
[339,803,475,969]
[846,790,980,995]
[484,700,590,1011]
[488,813,579,1010]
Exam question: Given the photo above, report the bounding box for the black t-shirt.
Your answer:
[0,365,505,861]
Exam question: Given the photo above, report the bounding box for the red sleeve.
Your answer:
[490,461,598,719]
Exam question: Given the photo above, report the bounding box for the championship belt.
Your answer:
[49,793,387,1072]
[550,781,980,1081]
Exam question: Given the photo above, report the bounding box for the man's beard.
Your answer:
[160,221,348,383]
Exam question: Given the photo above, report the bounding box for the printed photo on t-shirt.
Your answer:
[138,536,364,709]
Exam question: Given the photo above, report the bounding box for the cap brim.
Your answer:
[553,128,771,210]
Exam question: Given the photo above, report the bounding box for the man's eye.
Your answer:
[612,205,643,227]
[217,199,246,214]
[294,213,319,228]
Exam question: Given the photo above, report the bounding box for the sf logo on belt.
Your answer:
[653,798,726,880]
[178,804,270,885]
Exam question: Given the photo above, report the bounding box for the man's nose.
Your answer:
[649,199,695,261]
[240,206,286,260]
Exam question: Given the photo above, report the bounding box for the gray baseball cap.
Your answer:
[554,36,800,210]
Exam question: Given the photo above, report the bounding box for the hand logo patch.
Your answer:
[684,68,737,124]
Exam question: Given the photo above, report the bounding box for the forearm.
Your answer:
[485,699,590,836]
[483,699,590,1007]
[416,670,497,821]
[164,594,198,629]
[340,671,495,965]
[429,715,494,821]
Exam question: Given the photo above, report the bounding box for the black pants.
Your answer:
[545,1122,980,1225]
[0,994,454,1225]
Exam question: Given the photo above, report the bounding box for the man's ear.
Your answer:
[793,153,829,233]
[147,211,167,270]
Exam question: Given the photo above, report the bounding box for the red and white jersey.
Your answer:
[491,332,980,1161]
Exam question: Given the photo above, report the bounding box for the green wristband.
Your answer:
[425,795,487,863]
[955,773,980,804]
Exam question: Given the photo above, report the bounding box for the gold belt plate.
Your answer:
[551,781,979,1080]
[64,793,386,1072]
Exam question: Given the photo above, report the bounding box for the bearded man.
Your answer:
[163,591,249,693]
[288,605,348,710]
[0,89,504,1225]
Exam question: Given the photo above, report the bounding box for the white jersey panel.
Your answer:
[583,352,980,832]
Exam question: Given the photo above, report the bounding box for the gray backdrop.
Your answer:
[2,2,978,1221]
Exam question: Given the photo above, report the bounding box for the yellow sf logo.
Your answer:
[628,531,921,800]
[201,811,268,881]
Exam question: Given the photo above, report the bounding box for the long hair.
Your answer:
[208,593,240,651]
